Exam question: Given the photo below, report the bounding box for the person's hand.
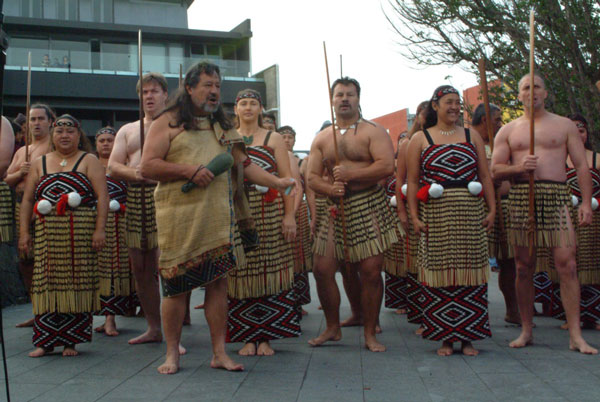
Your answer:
[332,165,351,183]
[578,204,593,226]
[19,162,31,178]
[92,229,105,251]
[190,166,214,188]
[330,181,345,198]
[135,166,158,185]
[520,155,538,173]
[397,209,409,232]
[483,211,495,232]
[310,217,316,236]
[18,233,32,255]
[282,214,297,242]
[275,177,297,197]
[412,218,427,236]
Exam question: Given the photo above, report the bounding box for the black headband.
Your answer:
[432,86,460,102]
[53,115,80,128]
[236,91,262,105]
[95,127,116,138]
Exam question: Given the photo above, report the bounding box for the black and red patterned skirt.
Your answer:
[406,272,424,324]
[550,284,600,325]
[385,273,407,309]
[33,313,93,348]
[294,272,311,306]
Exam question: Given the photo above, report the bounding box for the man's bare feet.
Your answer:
[157,351,180,375]
[179,344,187,355]
[238,342,256,356]
[461,341,479,356]
[194,303,204,309]
[560,322,569,330]
[394,308,407,315]
[317,305,322,310]
[29,347,52,358]
[437,341,454,356]
[94,324,105,333]
[62,346,79,357]
[257,341,275,356]
[569,338,598,355]
[504,314,521,325]
[211,353,244,371]
[415,326,424,336]
[308,327,342,347]
[376,324,382,334]
[16,318,34,328]
[128,329,162,345]
[509,332,533,348]
[104,317,119,336]
[341,315,362,327]
[365,337,386,352]
[301,308,308,316]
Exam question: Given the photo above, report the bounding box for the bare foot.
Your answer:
[569,338,598,355]
[595,323,600,331]
[211,353,244,371]
[179,344,187,355]
[504,314,521,325]
[128,329,162,345]
[308,327,342,347]
[437,341,454,356]
[94,323,105,333]
[461,341,479,356]
[376,324,382,334]
[157,351,180,375]
[509,333,533,348]
[104,317,119,337]
[194,304,204,309]
[365,337,386,352]
[341,315,362,327]
[301,308,308,316]
[394,308,407,315]
[16,318,34,328]
[415,326,424,336]
[183,317,191,326]
[238,342,256,356]
[317,305,322,310]
[29,347,52,357]
[560,322,569,330]
[62,346,79,357]
[257,341,275,356]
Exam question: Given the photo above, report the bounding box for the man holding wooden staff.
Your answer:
[492,73,597,354]
[307,77,398,352]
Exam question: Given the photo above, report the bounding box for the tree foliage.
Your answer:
[385,0,600,142]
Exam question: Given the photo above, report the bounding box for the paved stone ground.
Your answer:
[1,272,600,402]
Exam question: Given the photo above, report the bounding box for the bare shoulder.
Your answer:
[546,112,575,129]
[362,119,388,137]
[313,127,332,148]
[116,121,139,139]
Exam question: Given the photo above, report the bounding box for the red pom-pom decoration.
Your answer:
[56,194,69,216]
[416,184,431,203]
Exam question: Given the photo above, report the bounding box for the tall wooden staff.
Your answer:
[478,58,508,258]
[138,30,147,248]
[323,42,350,269]
[527,10,536,256]
[25,52,32,162]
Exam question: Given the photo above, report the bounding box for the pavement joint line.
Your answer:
[294,317,317,402]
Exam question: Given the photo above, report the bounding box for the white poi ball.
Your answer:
[401,184,408,196]
[109,199,121,212]
[37,199,52,215]
[67,192,81,208]
[255,185,269,194]
[572,195,579,207]
[467,181,483,196]
[390,195,397,207]
[429,183,444,198]
[592,198,599,211]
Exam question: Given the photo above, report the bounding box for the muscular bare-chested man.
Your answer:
[5,105,54,328]
[0,116,15,244]
[108,73,167,345]
[492,73,597,354]
[307,77,397,352]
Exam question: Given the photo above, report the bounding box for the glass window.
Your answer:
[206,44,220,59]
[92,0,113,23]
[43,0,58,19]
[190,44,204,56]
[21,0,43,18]
[168,43,184,75]
[101,41,135,72]
[222,45,236,61]
[49,39,90,69]
[6,37,50,68]
[144,42,167,74]
[57,0,78,21]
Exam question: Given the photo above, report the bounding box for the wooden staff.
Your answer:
[25,52,32,162]
[527,10,536,256]
[323,42,350,269]
[478,58,508,258]
[179,64,183,88]
[138,30,147,248]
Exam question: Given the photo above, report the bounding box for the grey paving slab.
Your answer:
[1,272,600,402]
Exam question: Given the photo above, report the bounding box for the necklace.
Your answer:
[336,118,362,136]
[60,159,68,167]
[439,128,456,136]
[242,135,253,145]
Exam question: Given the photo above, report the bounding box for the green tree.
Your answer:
[385,0,600,142]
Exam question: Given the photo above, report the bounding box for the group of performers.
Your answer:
[0,61,598,376]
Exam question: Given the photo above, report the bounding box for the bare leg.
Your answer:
[358,256,386,352]
[340,264,362,327]
[16,261,34,328]
[553,244,598,354]
[510,246,535,348]
[498,258,520,324]
[103,315,119,336]
[205,277,243,371]
[128,248,162,344]
[158,293,186,374]
[309,252,342,346]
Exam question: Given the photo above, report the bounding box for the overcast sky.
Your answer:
[188,0,477,150]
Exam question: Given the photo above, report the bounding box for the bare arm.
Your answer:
[232,146,293,192]
[491,124,534,180]
[289,152,303,213]
[108,125,138,182]
[567,121,593,222]
[301,158,316,227]
[85,155,108,250]
[471,130,496,230]
[5,149,27,188]
[0,117,15,178]
[395,139,409,230]
[18,158,41,254]
[307,135,340,197]
[406,133,426,234]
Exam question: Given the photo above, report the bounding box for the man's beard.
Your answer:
[202,100,220,114]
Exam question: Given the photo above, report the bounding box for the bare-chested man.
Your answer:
[0,116,16,244]
[5,105,54,328]
[492,73,597,354]
[108,73,167,345]
[307,77,397,352]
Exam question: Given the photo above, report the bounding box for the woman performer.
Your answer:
[280,125,313,316]
[548,114,600,329]
[94,127,132,336]
[227,89,299,356]
[19,114,108,357]
[399,101,428,330]
[0,117,15,245]
[407,86,495,356]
